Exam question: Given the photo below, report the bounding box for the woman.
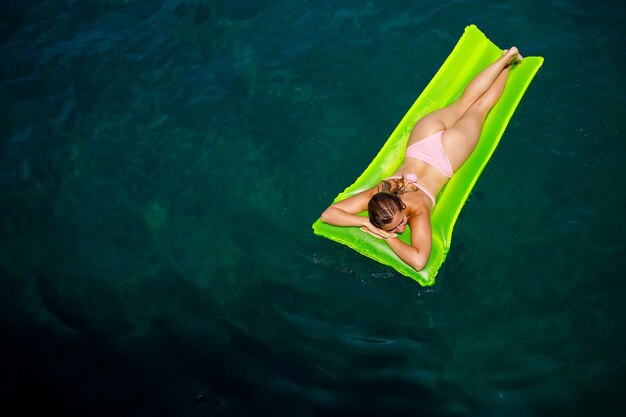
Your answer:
[320,47,522,271]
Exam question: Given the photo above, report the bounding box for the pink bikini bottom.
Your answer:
[405,130,454,178]
[384,131,454,205]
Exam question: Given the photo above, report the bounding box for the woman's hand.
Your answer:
[360,222,396,240]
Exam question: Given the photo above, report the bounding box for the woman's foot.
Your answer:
[503,47,522,67]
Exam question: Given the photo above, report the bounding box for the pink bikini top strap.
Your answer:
[384,174,436,205]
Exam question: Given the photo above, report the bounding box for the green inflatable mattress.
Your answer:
[312,25,544,286]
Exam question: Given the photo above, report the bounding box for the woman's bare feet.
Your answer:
[503,47,522,67]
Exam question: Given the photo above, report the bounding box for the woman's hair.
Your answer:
[368,178,408,229]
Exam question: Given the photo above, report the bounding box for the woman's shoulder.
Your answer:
[405,192,433,216]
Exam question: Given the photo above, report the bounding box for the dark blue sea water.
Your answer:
[1,1,625,416]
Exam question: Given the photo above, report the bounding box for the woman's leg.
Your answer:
[440,64,512,171]
[454,47,520,111]
[408,47,520,145]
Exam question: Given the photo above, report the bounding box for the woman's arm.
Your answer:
[385,209,432,271]
[320,187,393,239]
